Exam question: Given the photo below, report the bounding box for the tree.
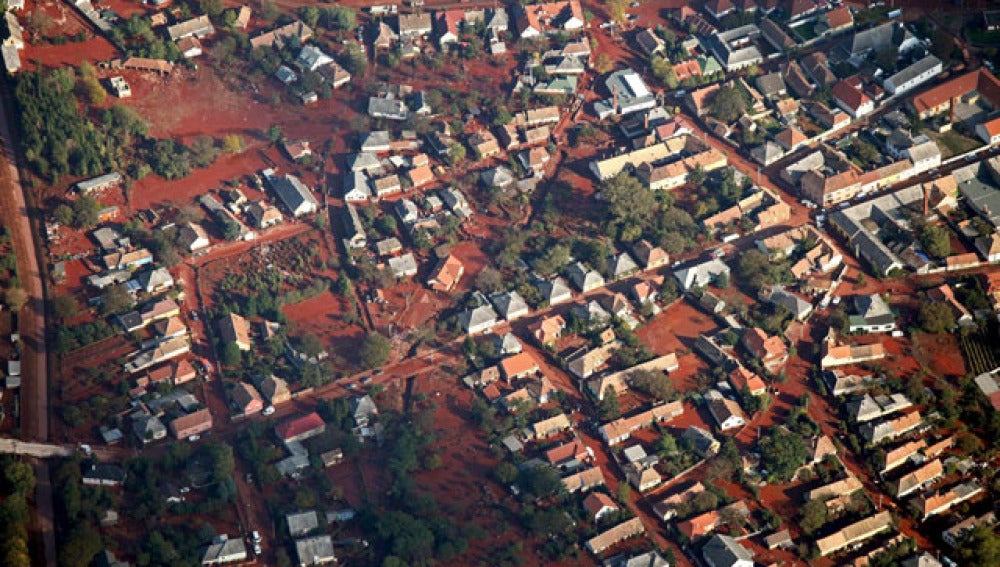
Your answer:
[798,498,828,535]
[267,125,283,144]
[190,135,219,168]
[298,5,320,28]
[51,295,79,320]
[221,342,242,367]
[956,523,1000,566]
[53,204,73,226]
[651,56,678,89]
[602,172,658,231]
[78,76,106,105]
[360,332,392,369]
[493,462,518,485]
[708,86,748,124]
[606,0,627,23]
[757,427,808,482]
[221,134,245,154]
[71,195,100,228]
[631,369,675,401]
[595,53,614,74]
[918,300,954,333]
[57,525,102,567]
[657,433,678,456]
[446,141,466,165]
[598,387,620,420]
[3,288,27,312]
[917,222,951,259]
[474,267,504,294]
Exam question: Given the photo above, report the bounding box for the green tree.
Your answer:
[3,288,27,312]
[657,433,678,456]
[708,86,748,124]
[267,125,283,144]
[53,204,74,226]
[99,284,134,316]
[956,523,1000,566]
[221,342,242,367]
[630,369,675,401]
[57,525,102,567]
[494,462,518,485]
[917,222,951,259]
[918,300,955,333]
[602,173,657,231]
[598,387,620,420]
[360,332,392,369]
[298,5,320,28]
[221,134,245,154]
[52,295,79,320]
[798,498,828,535]
[71,195,100,228]
[757,427,808,482]
[202,0,224,17]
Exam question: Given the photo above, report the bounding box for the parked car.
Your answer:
[262,406,275,416]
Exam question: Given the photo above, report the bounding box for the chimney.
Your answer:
[613,84,619,111]
[923,183,929,216]
[644,112,649,130]
[950,96,957,124]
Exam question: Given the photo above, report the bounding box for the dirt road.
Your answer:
[0,86,55,566]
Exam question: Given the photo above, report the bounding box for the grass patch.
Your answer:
[925,129,983,158]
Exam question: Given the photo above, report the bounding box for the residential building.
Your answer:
[218,313,251,351]
[849,294,897,333]
[562,466,606,493]
[832,79,874,118]
[708,397,746,430]
[249,20,313,49]
[815,511,893,556]
[169,408,213,439]
[427,254,464,293]
[910,67,1000,119]
[231,381,264,415]
[458,302,498,334]
[514,0,584,38]
[201,537,248,565]
[673,258,730,291]
[942,512,996,547]
[883,55,943,95]
[529,314,566,346]
[167,15,214,41]
[260,374,291,405]
[894,458,943,497]
[276,412,326,444]
[702,534,754,567]
[859,410,923,445]
[582,492,619,522]
[287,510,320,538]
[593,69,657,118]
[294,535,336,566]
[585,517,645,554]
[530,412,571,439]
[264,171,319,216]
[707,25,763,72]
[490,290,529,321]
[741,327,787,372]
[537,276,573,306]
[598,401,684,445]
[912,481,984,519]
[820,329,886,369]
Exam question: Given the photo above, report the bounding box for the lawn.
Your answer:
[925,129,983,159]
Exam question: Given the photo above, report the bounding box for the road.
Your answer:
[0,84,55,565]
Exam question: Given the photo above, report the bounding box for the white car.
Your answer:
[187,435,200,442]
[252,531,262,543]
[262,406,275,416]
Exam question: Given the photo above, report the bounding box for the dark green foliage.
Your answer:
[757,426,808,482]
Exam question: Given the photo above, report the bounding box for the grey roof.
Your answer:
[674,258,730,291]
[294,535,336,566]
[77,172,122,193]
[440,188,472,217]
[844,394,883,422]
[485,7,508,30]
[459,303,499,333]
[481,166,515,188]
[763,286,812,319]
[752,141,785,166]
[702,534,753,567]
[350,395,378,422]
[682,426,718,455]
[905,140,941,163]
[368,96,410,120]
[850,21,915,56]
[138,267,174,291]
[567,261,604,291]
[132,413,166,440]
[571,300,611,325]
[606,551,669,567]
[343,170,373,200]
[759,17,795,50]
[275,65,298,83]
[490,291,529,319]
[286,510,320,538]
[958,172,1000,228]
[388,253,418,277]
[610,252,639,278]
[853,294,894,326]
[491,332,523,355]
[885,55,942,91]
[348,151,381,172]
[375,237,402,256]
[635,28,665,55]
[266,173,319,215]
[341,204,366,243]
[394,198,419,223]
[201,538,247,564]
[538,276,573,304]
[756,72,787,98]
[901,554,943,567]
[603,69,656,114]
[360,130,391,152]
[707,25,763,70]
[296,45,333,71]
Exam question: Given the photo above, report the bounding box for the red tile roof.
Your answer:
[824,5,853,28]
[832,79,872,111]
[276,412,325,441]
[911,68,1000,115]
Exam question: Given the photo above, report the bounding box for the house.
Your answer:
[388,253,418,278]
[490,290,529,321]
[373,21,397,50]
[468,130,500,159]
[598,401,684,445]
[974,370,1000,411]
[264,172,319,217]
[894,458,943,497]
[287,510,320,538]
[708,397,746,430]
[585,517,645,554]
[260,374,291,405]
[927,284,974,327]
[276,412,326,443]
[683,426,721,457]
[137,267,174,294]
[294,535,336,566]
[594,69,657,119]
[674,259,730,291]
[340,204,367,250]
[883,55,943,95]
[849,295,896,333]
[634,28,665,57]
[741,327,788,372]
[704,0,735,19]
[514,0,584,38]
[848,21,920,59]
[566,262,604,292]
[910,68,1000,119]
[569,342,617,380]
[169,408,213,439]
[625,462,662,492]
[275,65,297,84]
[859,410,923,445]
[350,395,378,428]
[530,412,572,439]
[832,79,874,118]
[368,96,410,121]
[396,12,432,38]
[231,382,264,415]
[845,392,912,423]
[729,367,766,396]
[103,249,153,271]
[250,21,314,49]
[178,222,210,252]
[530,315,566,346]
[537,277,573,306]
[774,127,808,152]
[218,313,251,352]
[167,15,214,41]
[913,481,984,519]
[201,537,248,565]
[761,286,812,321]
[882,439,927,473]
[406,164,435,188]
[583,492,619,522]
[519,146,550,174]
[459,302,499,334]
[140,299,181,326]
[679,503,749,540]
[702,534,754,567]
[706,25,763,72]
[942,512,996,547]
[562,466,606,493]
[545,437,592,467]
[427,254,463,293]
[499,352,539,382]
[82,463,127,487]
[132,413,167,444]
[815,511,893,556]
